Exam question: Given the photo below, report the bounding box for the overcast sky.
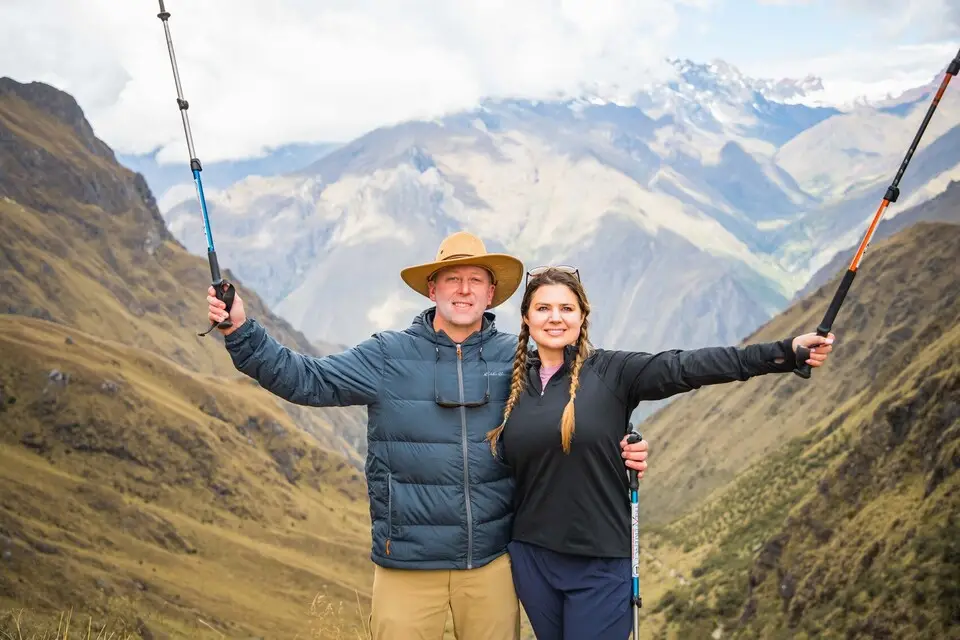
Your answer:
[2,0,957,164]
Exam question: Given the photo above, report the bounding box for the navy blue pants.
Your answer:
[508,540,632,639]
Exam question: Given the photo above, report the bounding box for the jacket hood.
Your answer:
[408,307,499,346]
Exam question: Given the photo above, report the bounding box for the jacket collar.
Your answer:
[527,343,578,373]
[409,307,498,347]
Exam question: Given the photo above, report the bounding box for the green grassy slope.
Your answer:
[0,78,376,638]
[0,316,373,638]
[640,222,960,639]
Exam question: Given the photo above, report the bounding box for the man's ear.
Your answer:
[427,281,437,302]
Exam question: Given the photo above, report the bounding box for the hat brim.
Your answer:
[400,254,524,309]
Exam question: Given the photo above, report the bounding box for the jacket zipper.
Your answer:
[538,358,566,398]
[386,472,393,555]
[456,343,474,569]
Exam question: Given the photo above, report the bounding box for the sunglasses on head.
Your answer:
[525,265,581,286]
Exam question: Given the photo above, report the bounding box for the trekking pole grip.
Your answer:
[626,431,642,490]
[794,269,853,378]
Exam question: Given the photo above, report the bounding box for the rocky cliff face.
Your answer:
[0,76,367,461]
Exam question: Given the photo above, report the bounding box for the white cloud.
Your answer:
[738,41,958,107]
[757,0,960,39]
[0,0,707,164]
[834,0,960,39]
[745,0,959,106]
[4,0,954,164]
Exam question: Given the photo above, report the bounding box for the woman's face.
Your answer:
[524,283,583,353]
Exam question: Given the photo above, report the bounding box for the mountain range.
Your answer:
[153,58,960,388]
[119,141,339,213]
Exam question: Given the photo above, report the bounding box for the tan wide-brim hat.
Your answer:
[400,231,524,309]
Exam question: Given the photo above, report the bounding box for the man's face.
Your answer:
[428,265,496,331]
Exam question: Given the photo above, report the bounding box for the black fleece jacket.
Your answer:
[498,338,798,558]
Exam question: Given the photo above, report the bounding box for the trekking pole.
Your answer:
[626,428,643,639]
[156,0,236,337]
[794,45,960,378]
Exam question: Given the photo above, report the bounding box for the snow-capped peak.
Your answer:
[660,58,825,105]
[478,58,827,115]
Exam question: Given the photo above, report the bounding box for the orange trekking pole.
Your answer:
[794,45,960,378]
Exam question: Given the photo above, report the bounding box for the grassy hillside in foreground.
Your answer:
[0,77,379,638]
[0,77,366,464]
[637,189,960,525]
[640,222,960,639]
[0,316,373,639]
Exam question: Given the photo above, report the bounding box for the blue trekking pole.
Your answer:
[626,428,643,638]
[156,0,236,337]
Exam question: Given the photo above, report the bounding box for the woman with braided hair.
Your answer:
[486,266,835,639]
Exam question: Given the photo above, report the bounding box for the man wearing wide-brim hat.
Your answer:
[400,230,524,311]
[208,230,649,639]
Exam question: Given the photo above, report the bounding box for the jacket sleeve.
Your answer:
[222,318,382,407]
[597,338,798,408]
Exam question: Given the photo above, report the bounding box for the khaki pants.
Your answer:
[370,553,520,640]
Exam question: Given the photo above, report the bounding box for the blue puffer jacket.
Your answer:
[224,308,518,570]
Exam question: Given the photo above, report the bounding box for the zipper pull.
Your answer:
[456,344,462,359]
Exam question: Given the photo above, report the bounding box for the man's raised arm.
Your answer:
[209,287,382,407]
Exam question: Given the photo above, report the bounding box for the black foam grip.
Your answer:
[198,279,235,337]
[819,270,856,335]
[793,344,813,378]
[795,269,852,378]
[626,429,642,489]
[215,280,235,329]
